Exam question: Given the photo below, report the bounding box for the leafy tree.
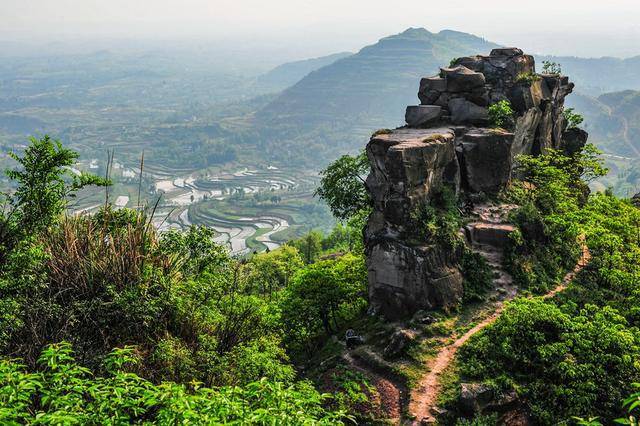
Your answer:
[564,107,585,129]
[3,135,109,236]
[513,144,607,211]
[290,230,323,264]
[322,208,369,254]
[242,245,303,296]
[315,151,371,221]
[542,60,562,75]
[280,254,367,357]
[158,225,230,275]
[0,136,109,264]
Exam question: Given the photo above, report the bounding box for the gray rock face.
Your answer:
[562,127,588,156]
[441,66,486,92]
[365,47,585,319]
[490,47,524,57]
[367,241,463,319]
[405,105,442,127]
[448,98,489,125]
[366,128,459,230]
[460,129,514,193]
[464,222,516,248]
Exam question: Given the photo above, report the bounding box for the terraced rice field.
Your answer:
[71,160,329,255]
[148,166,326,254]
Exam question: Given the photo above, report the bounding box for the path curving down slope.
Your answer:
[407,240,591,424]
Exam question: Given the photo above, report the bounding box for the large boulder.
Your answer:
[490,47,523,57]
[405,105,442,127]
[367,240,463,319]
[419,77,446,104]
[383,329,415,358]
[366,128,459,229]
[510,79,550,113]
[465,222,516,247]
[562,127,589,156]
[460,129,514,193]
[441,66,486,93]
[459,383,495,416]
[448,98,489,125]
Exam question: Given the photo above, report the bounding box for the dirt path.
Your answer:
[406,243,590,424]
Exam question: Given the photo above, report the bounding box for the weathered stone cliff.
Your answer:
[365,48,586,319]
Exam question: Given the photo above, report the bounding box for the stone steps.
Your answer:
[465,204,517,298]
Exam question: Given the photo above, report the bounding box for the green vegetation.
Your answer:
[0,137,368,423]
[452,144,640,424]
[564,107,585,129]
[488,100,515,129]
[542,60,562,75]
[0,343,347,424]
[515,71,541,85]
[411,186,461,249]
[505,144,607,291]
[281,253,367,359]
[315,151,371,221]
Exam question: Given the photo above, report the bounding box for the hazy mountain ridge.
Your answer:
[256,28,500,131]
[256,52,352,92]
[567,90,640,157]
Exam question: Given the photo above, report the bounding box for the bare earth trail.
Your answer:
[407,242,591,424]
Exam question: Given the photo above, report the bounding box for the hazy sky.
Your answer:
[2,0,639,58]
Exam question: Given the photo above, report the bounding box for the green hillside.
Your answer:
[568,91,640,157]
[257,28,499,131]
[566,91,640,195]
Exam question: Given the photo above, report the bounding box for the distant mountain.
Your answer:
[567,90,640,158]
[256,52,352,92]
[538,55,640,96]
[256,28,499,133]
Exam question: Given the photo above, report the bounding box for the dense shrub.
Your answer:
[0,137,318,388]
[0,343,348,424]
[281,253,367,359]
[460,250,494,302]
[411,185,461,249]
[460,299,640,423]
[488,100,515,129]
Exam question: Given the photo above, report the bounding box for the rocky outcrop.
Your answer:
[365,48,585,319]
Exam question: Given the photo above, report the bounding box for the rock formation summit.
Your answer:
[365,48,586,319]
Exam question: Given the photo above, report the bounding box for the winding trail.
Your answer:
[407,241,591,424]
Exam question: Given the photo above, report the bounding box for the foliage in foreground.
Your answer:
[0,342,348,425]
